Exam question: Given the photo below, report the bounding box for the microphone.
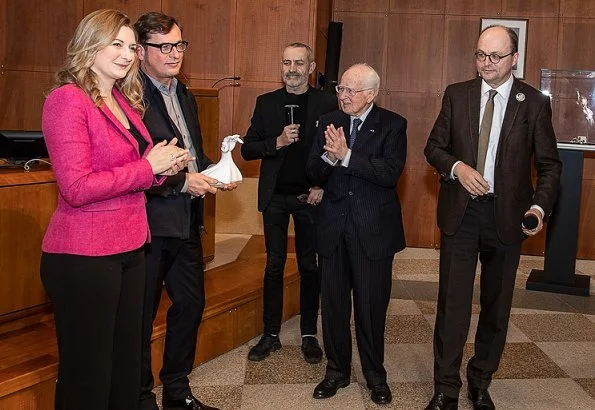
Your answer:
[211,76,241,88]
[285,94,299,125]
[522,213,539,230]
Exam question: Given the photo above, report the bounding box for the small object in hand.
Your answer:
[297,193,309,203]
[522,214,539,230]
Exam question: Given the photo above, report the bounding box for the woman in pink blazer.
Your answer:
[40,9,188,410]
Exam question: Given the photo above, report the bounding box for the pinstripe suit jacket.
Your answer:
[307,105,407,260]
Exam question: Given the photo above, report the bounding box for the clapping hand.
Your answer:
[146,138,190,175]
[324,124,348,161]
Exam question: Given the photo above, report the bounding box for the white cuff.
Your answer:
[321,152,340,166]
[340,149,352,167]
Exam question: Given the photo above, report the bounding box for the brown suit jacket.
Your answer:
[425,77,562,244]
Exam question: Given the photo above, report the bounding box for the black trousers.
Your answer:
[433,200,521,398]
[320,216,393,387]
[262,193,320,336]
[140,210,205,403]
[40,249,145,410]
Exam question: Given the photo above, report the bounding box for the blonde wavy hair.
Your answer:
[54,9,144,115]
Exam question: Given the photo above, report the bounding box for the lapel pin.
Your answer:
[516,92,525,102]
[315,120,319,127]
[370,129,374,133]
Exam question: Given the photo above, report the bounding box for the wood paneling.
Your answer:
[390,0,445,14]
[377,91,441,170]
[236,0,312,82]
[334,0,389,13]
[442,15,480,88]
[0,71,53,130]
[3,1,82,72]
[386,14,444,92]
[445,0,501,16]
[502,0,559,18]
[164,0,236,80]
[397,168,439,247]
[0,173,57,316]
[523,18,558,89]
[232,82,282,177]
[557,18,595,70]
[335,12,388,85]
[195,310,235,365]
[82,0,161,20]
[315,0,333,75]
[561,0,595,18]
[234,298,263,346]
[0,378,55,410]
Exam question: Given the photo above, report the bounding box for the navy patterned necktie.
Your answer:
[350,118,362,148]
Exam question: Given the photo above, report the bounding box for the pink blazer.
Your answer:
[42,84,159,256]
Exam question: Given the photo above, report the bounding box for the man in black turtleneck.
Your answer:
[241,42,337,364]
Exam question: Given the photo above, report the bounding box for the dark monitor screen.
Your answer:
[0,130,48,162]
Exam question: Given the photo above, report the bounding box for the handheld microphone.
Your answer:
[522,214,539,230]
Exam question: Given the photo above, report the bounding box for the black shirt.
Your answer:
[127,120,148,157]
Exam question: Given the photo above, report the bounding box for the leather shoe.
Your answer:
[162,394,219,410]
[424,392,459,410]
[369,382,392,405]
[467,387,495,410]
[313,378,350,399]
[248,334,281,361]
[301,336,323,364]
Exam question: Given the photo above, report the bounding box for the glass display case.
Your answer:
[540,69,595,145]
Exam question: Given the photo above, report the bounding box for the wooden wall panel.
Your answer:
[0,71,53,130]
[502,0,559,18]
[583,152,595,180]
[315,0,333,75]
[578,176,595,259]
[442,16,480,87]
[523,18,558,89]
[235,0,312,82]
[386,14,444,92]
[378,91,441,170]
[397,168,439,247]
[82,0,161,20]
[164,0,235,80]
[445,0,501,16]
[0,2,5,65]
[334,0,389,12]
[3,1,82,72]
[561,0,595,18]
[557,19,595,70]
[390,0,445,14]
[335,12,388,85]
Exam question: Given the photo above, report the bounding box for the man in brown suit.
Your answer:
[424,25,562,410]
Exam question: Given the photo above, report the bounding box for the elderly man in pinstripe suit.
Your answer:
[307,63,407,405]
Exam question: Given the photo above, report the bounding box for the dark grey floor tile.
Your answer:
[575,378,595,400]
[510,314,595,342]
[385,315,434,344]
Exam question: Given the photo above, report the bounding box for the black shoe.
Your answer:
[467,387,495,410]
[312,378,350,399]
[301,336,323,364]
[424,392,459,410]
[248,334,281,361]
[162,394,219,410]
[369,382,392,405]
[139,394,159,410]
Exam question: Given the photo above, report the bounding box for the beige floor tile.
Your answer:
[394,273,440,283]
[386,299,423,315]
[392,259,440,280]
[587,314,595,324]
[575,378,595,400]
[510,307,574,314]
[383,344,434,383]
[510,314,595,342]
[188,345,248,386]
[462,343,567,379]
[489,378,595,409]
[241,383,366,409]
[394,248,440,260]
[244,345,326,385]
[385,315,434,344]
[536,342,595,378]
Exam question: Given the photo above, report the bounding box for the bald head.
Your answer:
[337,63,380,117]
[476,26,519,88]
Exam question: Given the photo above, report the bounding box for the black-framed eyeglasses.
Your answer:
[335,85,375,97]
[475,50,515,64]
[143,41,189,54]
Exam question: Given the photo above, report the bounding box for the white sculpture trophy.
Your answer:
[200,134,244,187]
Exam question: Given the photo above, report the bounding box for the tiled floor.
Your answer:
[153,236,595,409]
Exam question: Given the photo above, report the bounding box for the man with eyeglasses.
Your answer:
[134,12,229,410]
[307,63,407,405]
[424,25,561,410]
[241,43,337,364]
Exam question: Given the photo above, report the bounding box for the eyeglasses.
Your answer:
[474,50,515,64]
[335,85,375,97]
[143,41,189,54]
